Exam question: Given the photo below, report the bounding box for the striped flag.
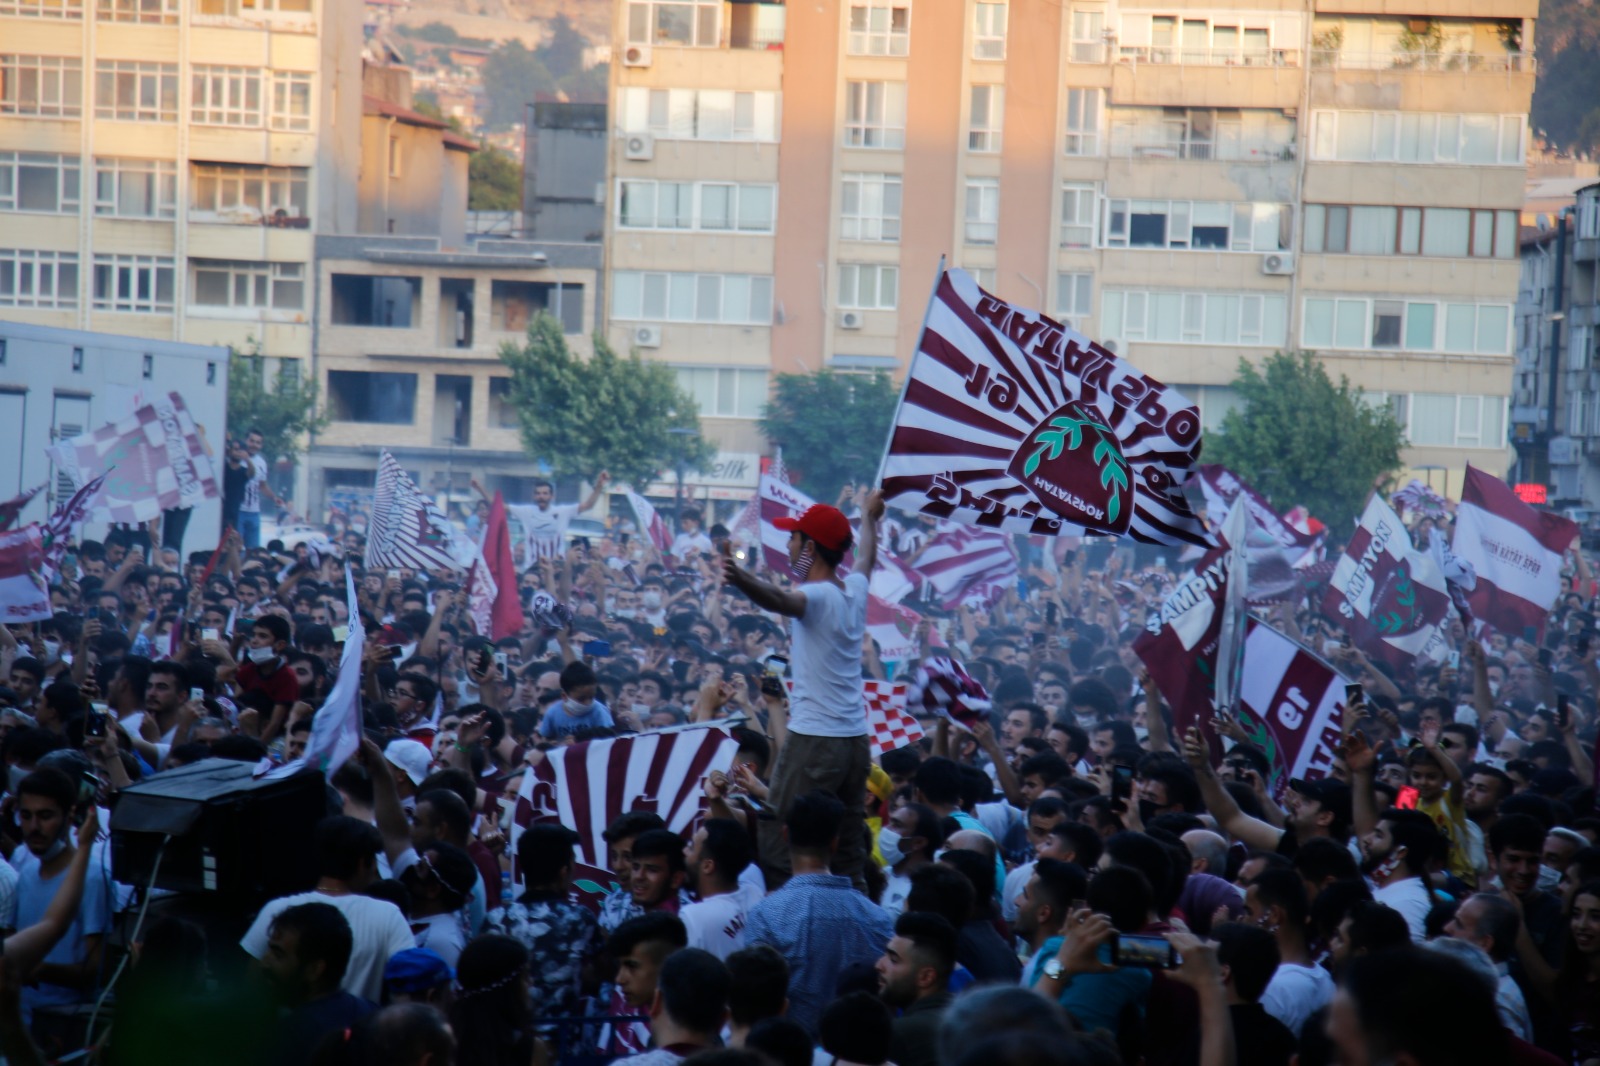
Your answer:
[759,472,820,574]
[626,490,673,554]
[0,526,50,624]
[907,657,991,731]
[880,268,1207,545]
[912,522,1018,610]
[364,451,474,573]
[867,596,921,662]
[1323,495,1452,667]
[1194,465,1323,567]
[41,473,108,580]
[0,484,44,532]
[1451,465,1578,640]
[508,726,738,912]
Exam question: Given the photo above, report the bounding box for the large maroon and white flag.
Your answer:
[867,595,922,662]
[365,451,475,574]
[0,526,50,623]
[625,489,673,554]
[1135,542,1233,758]
[1323,496,1452,667]
[880,269,1207,545]
[1232,618,1350,796]
[912,522,1018,609]
[1194,465,1323,566]
[46,393,217,523]
[1452,465,1578,639]
[508,726,738,911]
[758,472,815,574]
[41,473,108,580]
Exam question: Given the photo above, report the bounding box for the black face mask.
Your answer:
[1138,799,1162,825]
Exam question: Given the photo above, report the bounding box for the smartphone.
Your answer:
[1558,693,1572,731]
[1111,765,1133,802]
[86,703,109,739]
[764,655,789,677]
[493,651,510,676]
[1447,650,1461,670]
[1110,933,1176,969]
[760,675,784,698]
[201,627,221,642]
[1045,602,1058,626]
[1341,632,1352,648]
[1344,683,1364,706]
[387,569,400,580]
[672,660,690,683]
[1539,647,1553,669]
[582,639,612,658]
[1032,631,1047,648]
[189,687,204,702]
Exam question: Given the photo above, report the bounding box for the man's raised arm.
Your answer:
[720,543,807,618]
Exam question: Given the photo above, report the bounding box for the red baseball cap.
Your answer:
[774,504,852,552]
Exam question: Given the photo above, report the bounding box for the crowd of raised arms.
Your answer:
[4,478,1600,1066]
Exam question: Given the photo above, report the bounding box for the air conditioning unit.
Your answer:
[1261,253,1295,276]
[622,44,652,67]
[838,310,864,330]
[624,133,655,161]
[633,325,662,348]
[1100,337,1122,354]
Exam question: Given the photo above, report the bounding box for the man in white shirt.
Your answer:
[679,819,764,960]
[670,509,714,560]
[1359,809,1440,943]
[1444,892,1534,1041]
[232,428,278,549]
[476,473,608,568]
[721,491,883,889]
[239,815,416,1001]
[1248,867,1335,1037]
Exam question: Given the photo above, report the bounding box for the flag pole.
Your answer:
[872,255,947,489]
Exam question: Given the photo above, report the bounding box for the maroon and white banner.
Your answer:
[0,526,50,623]
[867,594,922,661]
[46,392,217,524]
[42,473,107,580]
[625,489,673,555]
[907,657,991,731]
[880,268,1207,545]
[508,726,737,912]
[1194,465,1323,566]
[912,522,1018,609]
[758,472,815,574]
[0,484,44,532]
[1323,495,1452,667]
[364,450,476,574]
[1135,544,1233,758]
[1452,465,1578,639]
[1232,618,1350,796]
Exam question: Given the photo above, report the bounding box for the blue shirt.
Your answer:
[539,699,615,739]
[739,872,894,1035]
[1024,936,1152,1036]
[15,846,115,1022]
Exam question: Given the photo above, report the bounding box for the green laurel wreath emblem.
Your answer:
[1022,414,1131,524]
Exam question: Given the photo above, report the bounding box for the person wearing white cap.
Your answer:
[384,739,433,814]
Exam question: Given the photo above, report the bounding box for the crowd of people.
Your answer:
[3,471,1600,1066]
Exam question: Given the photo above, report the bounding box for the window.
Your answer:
[845,81,906,149]
[190,163,308,221]
[92,254,174,313]
[0,153,79,214]
[618,88,781,142]
[626,0,721,47]
[676,367,768,419]
[838,264,898,310]
[974,2,1006,59]
[969,85,1003,152]
[1301,297,1510,354]
[0,249,78,309]
[97,0,176,22]
[488,379,520,428]
[1060,182,1096,248]
[965,178,999,244]
[1580,191,1600,241]
[1100,289,1287,346]
[329,273,421,327]
[849,0,910,56]
[1103,199,1287,252]
[1400,394,1505,449]
[1,56,83,117]
[1064,89,1101,155]
[617,180,776,233]
[1304,204,1516,259]
[1056,272,1092,324]
[94,157,176,218]
[1070,7,1104,62]
[611,272,774,325]
[95,61,177,122]
[328,371,417,425]
[490,280,584,333]
[841,173,901,241]
[1,0,82,18]
[191,260,303,311]
[270,71,311,131]
[189,66,261,126]
[1310,110,1525,165]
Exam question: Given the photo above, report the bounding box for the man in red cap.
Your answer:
[721,489,885,890]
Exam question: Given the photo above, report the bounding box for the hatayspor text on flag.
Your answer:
[879,268,1208,546]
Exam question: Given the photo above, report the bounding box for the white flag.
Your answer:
[262,567,364,780]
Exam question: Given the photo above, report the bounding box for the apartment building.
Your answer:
[606,0,1536,489]
[0,0,364,509]
[1511,182,1600,503]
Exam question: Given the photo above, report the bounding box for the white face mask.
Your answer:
[878,826,907,867]
[42,641,60,664]
[632,703,653,717]
[246,645,278,664]
[642,591,663,610]
[566,699,595,716]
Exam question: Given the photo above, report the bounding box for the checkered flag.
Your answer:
[864,680,922,757]
[907,657,992,732]
[46,392,217,524]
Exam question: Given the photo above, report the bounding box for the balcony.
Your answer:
[1112,139,1295,163]
[1310,50,1532,73]
[1110,58,1301,109]
[1117,46,1300,67]
[1309,49,1535,114]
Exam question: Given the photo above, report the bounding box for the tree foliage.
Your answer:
[760,370,900,500]
[226,343,328,465]
[537,14,588,81]
[1532,0,1600,152]
[498,313,715,487]
[479,34,608,130]
[468,144,520,211]
[1205,351,1405,530]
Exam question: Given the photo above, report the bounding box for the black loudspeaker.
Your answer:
[111,759,327,900]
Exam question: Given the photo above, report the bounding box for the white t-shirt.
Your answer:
[507,502,579,566]
[680,879,765,961]
[1260,961,1335,1037]
[241,454,268,513]
[1372,877,1432,942]
[671,530,713,558]
[880,870,912,918]
[787,571,869,737]
[240,891,416,1001]
[410,910,466,968]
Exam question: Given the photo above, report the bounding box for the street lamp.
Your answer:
[667,426,699,529]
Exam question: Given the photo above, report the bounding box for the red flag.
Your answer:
[484,491,523,641]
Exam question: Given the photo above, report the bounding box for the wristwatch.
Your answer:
[1042,957,1066,980]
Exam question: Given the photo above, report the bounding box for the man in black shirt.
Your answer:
[1212,922,1297,1066]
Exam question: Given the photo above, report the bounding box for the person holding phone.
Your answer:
[720,489,884,890]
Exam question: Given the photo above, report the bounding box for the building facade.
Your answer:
[605,0,1537,491]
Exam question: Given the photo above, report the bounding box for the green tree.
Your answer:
[536,14,588,81]
[1205,351,1405,529]
[480,40,554,129]
[760,370,900,500]
[226,342,328,465]
[498,313,714,487]
[468,144,520,210]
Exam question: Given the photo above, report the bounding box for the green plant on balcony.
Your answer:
[1394,20,1445,69]
[1310,25,1342,67]
[1497,18,1522,53]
